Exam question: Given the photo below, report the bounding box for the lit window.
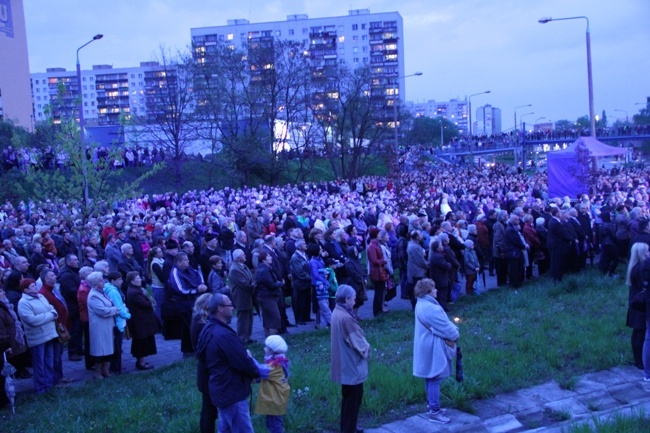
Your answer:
[338,36,345,43]
[275,30,281,36]
[227,33,234,40]
[353,47,358,53]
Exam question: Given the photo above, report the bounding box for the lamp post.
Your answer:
[539,16,595,137]
[614,109,628,123]
[520,112,534,132]
[393,72,423,155]
[76,34,103,209]
[514,104,532,133]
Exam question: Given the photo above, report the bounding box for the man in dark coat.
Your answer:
[229,249,256,344]
[195,294,260,431]
[502,215,527,288]
[547,207,573,282]
[290,240,312,324]
[58,254,83,361]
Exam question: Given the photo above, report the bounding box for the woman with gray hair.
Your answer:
[86,271,118,379]
[331,284,370,433]
[413,278,459,424]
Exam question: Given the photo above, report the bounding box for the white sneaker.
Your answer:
[427,410,450,424]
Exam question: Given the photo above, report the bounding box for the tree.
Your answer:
[406,116,459,147]
[554,119,574,131]
[633,100,650,126]
[134,47,199,184]
[313,65,390,179]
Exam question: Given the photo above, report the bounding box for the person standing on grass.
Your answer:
[86,272,118,379]
[195,293,260,433]
[254,335,291,433]
[191,293,218,433]
[331,284,370,433]
[626,242,648,370]
[413,278,459,425]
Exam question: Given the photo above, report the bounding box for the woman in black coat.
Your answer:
[125,271,160,370]
[255,251,284,336]
[428,238,452,309]
[626,243,648,369]
[343,246,365,313]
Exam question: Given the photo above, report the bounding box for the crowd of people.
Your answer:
[2,154,650,429]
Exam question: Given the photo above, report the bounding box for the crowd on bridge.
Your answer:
[2,155,650,429]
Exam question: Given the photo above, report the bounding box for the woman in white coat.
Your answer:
[86,271,118,379]
[413,278,459,424]
[17,278,59,394]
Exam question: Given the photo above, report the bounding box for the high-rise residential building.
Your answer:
[475,104,501,136]
[0,0,32,130]
[30,62,164,126]
[406,99,469,134]
[191,9,405,121]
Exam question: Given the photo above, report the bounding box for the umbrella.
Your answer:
[2,352,16,414]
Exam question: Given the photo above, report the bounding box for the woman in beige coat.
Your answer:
[86,271,118,379]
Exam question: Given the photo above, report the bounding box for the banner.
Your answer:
[0,0,14,38]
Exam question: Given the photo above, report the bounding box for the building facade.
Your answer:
[406,98,469,134]
[191,9,405,122]
[0,0,32,130]
[474,104,501,136]
[30,62,161,126]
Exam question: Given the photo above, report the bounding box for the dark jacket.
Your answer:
[126,286,160,340]
[255,263,283,297]
[289,251,311,292]
[229,261,255,310]
[58,266,81,319]
[195,317,260,408]
[428,250,452,289]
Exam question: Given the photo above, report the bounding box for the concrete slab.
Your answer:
[572,378,608,395]
[488,390,543,413]
[544,397,590,417]
[518,381,577,403]
[581,370,632,387]
[483,414,524,433]
[382,414,445,432]
[608,383,650,405]
[575,391,625,412]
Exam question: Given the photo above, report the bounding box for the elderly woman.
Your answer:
[17,278,59,394]
[125,271,159,371]
[0,273,28,404]
[87,271,118,379]
[190,293,218,433]
[255,251,284,337]
[331,284,370,433]
[413,278,459,424]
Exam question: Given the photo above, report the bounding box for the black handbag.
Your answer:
[455,346,464,382]
[632,289,647,312]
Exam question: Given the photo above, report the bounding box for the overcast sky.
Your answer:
[24,0,650,130]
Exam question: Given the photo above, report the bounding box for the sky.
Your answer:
[23,0,650,130]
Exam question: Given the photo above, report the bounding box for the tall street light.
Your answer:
[614,109,628,123]
[539,16,595,137]
[76,33,103,208]
[520,112,534,132]
[393,72,423,155]
[514,104,532,132]
[467,90,490,167]
[468,90,491,137]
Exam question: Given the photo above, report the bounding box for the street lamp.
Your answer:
[539,16,595,137]
[614,109,628,123]
[76,33,103,208]
[393,72,423,154]
[514,104,532,132]
[468,90,491,137]
[535,117,546,124]
[520,112,534,131]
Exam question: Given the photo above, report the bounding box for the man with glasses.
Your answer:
[196,294,260,433]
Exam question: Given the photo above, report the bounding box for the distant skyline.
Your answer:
[23,0,650,129]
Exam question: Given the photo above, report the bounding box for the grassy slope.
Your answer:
[2,270,632,433]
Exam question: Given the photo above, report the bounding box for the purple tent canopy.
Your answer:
[547,136,626,199]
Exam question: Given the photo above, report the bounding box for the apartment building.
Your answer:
[30,63,161,126]
[407,99,469,134]
[191,9,405,120]
[0,0,32,130]
[474,104,502,136]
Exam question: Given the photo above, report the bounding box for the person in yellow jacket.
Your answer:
[255,335,290,433]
